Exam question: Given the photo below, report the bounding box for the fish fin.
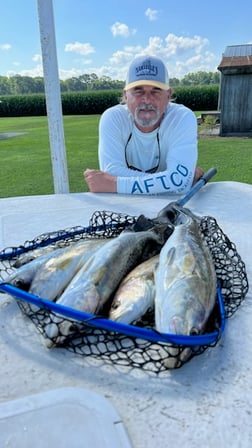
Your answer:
[165,247,176,265]
[92,265,107,286]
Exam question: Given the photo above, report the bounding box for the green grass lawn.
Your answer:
[0,115,99,197]
[0,115,251,198]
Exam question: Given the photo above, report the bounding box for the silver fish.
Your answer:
[13,244,61,268]
[45,227,165,346]
[6,239,103,298]
[13,237,104,268]
[6,247,68,290]
[109,255,159,324]
[154,206,217,336]
[29,239,107,301]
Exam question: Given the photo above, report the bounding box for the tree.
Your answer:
[61,77,86,92]
[169,77,180,87]
[89,76,124,90]
[33,77,45,93]
[0,76,12,95]
[9,75,38,94]
[79,73,99,86]
[0,70,220,96]
[181,71,220,85]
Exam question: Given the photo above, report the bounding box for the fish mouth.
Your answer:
[189,327,200,336]
[157,203,192,226]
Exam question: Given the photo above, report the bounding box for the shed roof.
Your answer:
[218,44,252,69]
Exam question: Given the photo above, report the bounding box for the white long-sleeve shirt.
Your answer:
[98,102,198,195]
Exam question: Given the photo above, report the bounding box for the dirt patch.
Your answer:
[0,132,27,140]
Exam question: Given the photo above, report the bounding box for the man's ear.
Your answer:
[121,90,127,104]
[167,88,172,101]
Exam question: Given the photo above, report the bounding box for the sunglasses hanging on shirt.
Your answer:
[124,131,160,174]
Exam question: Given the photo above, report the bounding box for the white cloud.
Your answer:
[108,33,210,65]
[164,33,209,56]
[7,64,43,78]
[174,52,216,76]
[110,22,136,37]
[65,41,95,56]
[107,32,217,80]
[109,47,141,65]
[5,32,217,81]
[32,54,42,62]
[145,8,158,21]
[142,36,164,55]
[58,67,84,79]
[0,43,11,51]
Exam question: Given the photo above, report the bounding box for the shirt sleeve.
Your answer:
[99,104,198,195]
[98,105,139,175]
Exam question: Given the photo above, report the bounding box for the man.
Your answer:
[84,55,203,195]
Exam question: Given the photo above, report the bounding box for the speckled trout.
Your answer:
[154,205,216,336]
[45,227,165,346]
[109,255,159,324]
[29,239,107,300]
[7,239,106,299]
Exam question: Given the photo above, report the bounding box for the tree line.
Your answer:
[0,71,220,95]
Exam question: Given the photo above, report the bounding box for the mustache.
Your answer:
[137,104,158,112]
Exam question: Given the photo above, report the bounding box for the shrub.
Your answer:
[61,91,122,115]
[0,94,46,117]
[0,86,219,117]
[172,85,219,110]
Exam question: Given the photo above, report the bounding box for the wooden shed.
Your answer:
[218,44,252,136]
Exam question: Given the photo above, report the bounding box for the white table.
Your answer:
[0,182,252,447]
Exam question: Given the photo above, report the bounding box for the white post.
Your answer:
[37,0,69,193]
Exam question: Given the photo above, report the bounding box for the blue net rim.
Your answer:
[0,282,225,347]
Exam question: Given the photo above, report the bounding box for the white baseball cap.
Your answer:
[125,55,169,91]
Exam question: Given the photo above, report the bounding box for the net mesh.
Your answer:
[0,210,249,373]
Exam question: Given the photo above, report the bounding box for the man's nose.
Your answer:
[142,92,152,103]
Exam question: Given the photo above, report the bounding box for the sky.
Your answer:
[1,0,252,82]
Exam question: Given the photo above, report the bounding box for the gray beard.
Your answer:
[134,105,161,128]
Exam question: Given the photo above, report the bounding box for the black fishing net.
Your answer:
[0,210,249,373]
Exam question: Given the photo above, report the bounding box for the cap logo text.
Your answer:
[135,60,158,77]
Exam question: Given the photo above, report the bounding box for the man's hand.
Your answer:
[193,166,204,185]
[83,169,117,193]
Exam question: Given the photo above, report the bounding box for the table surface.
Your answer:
[0,181,251,448]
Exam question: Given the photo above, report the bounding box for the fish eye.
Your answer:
[15,279,29,291]
[111,301,120,310]
[190,327,200,336]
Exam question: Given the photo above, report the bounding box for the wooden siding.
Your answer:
[218,45,252,136]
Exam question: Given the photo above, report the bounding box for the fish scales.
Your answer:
[13,244,61,268]
[29,238,107,301]
[109,255,159,324]
[6,239,106,296]
[45,228,165,346]
[154,207,217,337]
[6,246,68,291]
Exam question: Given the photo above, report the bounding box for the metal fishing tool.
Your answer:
[157,167,217,224]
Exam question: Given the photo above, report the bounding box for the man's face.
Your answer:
[124,85,171,132]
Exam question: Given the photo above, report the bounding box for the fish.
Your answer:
[6,247,67,291]
[154,205,217,336]
[29,238,107,301]
[45,226,166,346]
[6,238,106,294]
[108,255,159,324]
[13,244,61,268]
